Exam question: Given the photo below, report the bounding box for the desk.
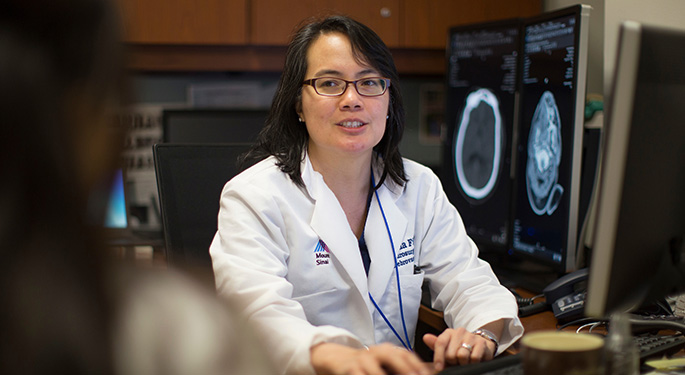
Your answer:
[416,289,558,357]
[419,304,558,334]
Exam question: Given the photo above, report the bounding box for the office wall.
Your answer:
[544,0,685,98]
[603,0,685,97]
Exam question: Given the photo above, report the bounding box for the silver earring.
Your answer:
[386,115,389,119]
[298,117,304,123]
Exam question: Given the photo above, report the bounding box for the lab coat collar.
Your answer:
[302,153,409,303]
[302,154,371,301]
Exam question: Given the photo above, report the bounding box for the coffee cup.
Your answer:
[521,331,604,375]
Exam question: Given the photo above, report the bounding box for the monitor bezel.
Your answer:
[585,21,685,317]
[584,21,642,317]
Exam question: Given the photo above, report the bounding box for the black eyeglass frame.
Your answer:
[302,77,391,97]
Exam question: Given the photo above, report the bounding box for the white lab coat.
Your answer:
[210,154,523,375]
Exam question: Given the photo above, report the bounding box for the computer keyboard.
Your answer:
[436,353,522,375]
[437,333,685,375]
[635,333,685,360]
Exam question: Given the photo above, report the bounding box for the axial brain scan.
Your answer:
[454,88,502,201]
[526,90,564,216]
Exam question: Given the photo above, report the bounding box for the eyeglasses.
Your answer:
[302,77,391,97]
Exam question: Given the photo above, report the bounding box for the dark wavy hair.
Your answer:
[242,15,407,189]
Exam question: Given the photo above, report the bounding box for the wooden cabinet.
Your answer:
[402,0,542,49]
[249,0,541,49]
[119,0,541,73]
[249,0,401,47]
[117,0,247,45]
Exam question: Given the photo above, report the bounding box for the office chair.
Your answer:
[153,143,252,288]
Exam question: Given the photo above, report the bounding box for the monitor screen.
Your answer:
[104,168,128,229]
[509,5,590,273]
[442,18,522,251]
[163,108,268,144]
[585,22,685,317]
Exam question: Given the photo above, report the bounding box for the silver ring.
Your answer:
[461,343,473,352]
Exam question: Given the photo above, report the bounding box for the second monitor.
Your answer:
[509,5,591,274]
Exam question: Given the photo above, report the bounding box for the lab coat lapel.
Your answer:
[366,184,408,299]
[303,158,370,299]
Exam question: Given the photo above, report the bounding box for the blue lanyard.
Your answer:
[368,173,413,351]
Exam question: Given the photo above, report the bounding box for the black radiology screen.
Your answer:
[511,12,582,265]
[442,20,521,249]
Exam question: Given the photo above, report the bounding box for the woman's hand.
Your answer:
[310,342,432,375]
[422,327,497,371]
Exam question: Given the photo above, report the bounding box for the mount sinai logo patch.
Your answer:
[314,239,330,265]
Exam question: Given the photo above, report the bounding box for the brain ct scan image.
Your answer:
[443,20,520,248]
[454,88,503,201]
[526,90,564,215]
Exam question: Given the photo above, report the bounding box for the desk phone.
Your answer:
[542,268,588,323]
[515,268,589,322]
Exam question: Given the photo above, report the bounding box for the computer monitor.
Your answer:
[585,21,685,318]
[442,18,522,251]
[509,5,591,275]
[87,168,128,229]
[162,108,268,144]
[104,168,128,229]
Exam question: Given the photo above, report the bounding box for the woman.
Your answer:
[0,1,273,374]
[210,15,523,375]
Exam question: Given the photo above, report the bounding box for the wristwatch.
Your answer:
[473,328,499,354]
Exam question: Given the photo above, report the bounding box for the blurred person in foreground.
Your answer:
[0,1,274,374]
